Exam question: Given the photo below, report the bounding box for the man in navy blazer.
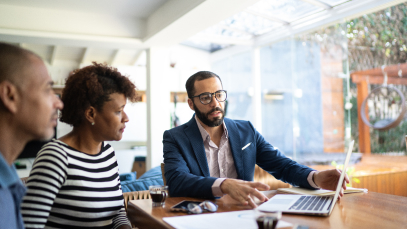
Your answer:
[163,71,349,208]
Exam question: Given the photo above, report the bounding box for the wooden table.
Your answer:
[127,191,407,229]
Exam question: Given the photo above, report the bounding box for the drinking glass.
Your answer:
[149,185,168,207]
[254,209,281,229]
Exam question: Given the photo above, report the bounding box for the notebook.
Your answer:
[257,140,355,216]
[277,187,367,196]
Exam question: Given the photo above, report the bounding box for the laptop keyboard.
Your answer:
[289,196,331,211]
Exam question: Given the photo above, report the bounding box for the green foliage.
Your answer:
[348,82,406,154]
[348,3,407,154]
[348,86,360,152]
[370,120,407,153]
[347,3,407,71]
[298,3,407,155]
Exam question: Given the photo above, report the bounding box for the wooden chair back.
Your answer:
[161,163,166,186]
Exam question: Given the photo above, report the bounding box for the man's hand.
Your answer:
[220,179,270,208]
[313,169,350,199]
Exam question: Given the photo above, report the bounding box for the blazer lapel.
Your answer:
[184,116,210,177]
[224,118,244,179]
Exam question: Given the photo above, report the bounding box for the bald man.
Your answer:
[0,43,63,229]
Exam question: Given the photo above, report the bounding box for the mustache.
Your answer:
[207,107,224,116]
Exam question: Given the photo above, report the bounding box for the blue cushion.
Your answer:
[121,175,163,192]
[121,166,164,193]
[119,171,137,182]
[138,166,162,179]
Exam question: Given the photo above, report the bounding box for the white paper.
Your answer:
[163,210,292,229]
[278,187,368,196]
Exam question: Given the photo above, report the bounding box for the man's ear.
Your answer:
[187,98,195,111]
[0,81,20,114]
[84,106,97,124]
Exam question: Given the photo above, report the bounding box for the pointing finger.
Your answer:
[249,182,270,191]
[247,196,257,209]
[248,188,268,202]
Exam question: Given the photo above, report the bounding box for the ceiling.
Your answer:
[0,0,258,66]
[0,0,166,18]
[0,0,405,67]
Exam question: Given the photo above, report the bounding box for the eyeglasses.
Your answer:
[190,90,227,105]
[186,200,218,214]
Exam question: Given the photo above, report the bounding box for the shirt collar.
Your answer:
[0,152,20,188]
[195,115,229,142]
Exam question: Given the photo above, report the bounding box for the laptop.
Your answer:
[257,140,354,216]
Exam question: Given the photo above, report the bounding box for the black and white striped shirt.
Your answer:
[21,139,131,229]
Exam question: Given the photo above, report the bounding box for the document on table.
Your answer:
[278,187,368,196]
[163,210,292,229]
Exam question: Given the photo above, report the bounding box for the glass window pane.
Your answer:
[202,23,252,39]
[212,52,253,122]
[222,12,282,36]
[248,0,322,23]
[260,39,325,157]
[211,23,351,161]
[181,39,230,52]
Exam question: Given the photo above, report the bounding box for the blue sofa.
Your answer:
[120,166,164,193]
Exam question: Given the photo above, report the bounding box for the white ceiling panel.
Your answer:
[0,0,169,18]
[55,46,85,62]
[113,49,142,66]
[1,0,404,64]
[23,43,53,61]
[85,48,116,64]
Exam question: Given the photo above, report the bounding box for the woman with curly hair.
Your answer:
[21,63,137,229]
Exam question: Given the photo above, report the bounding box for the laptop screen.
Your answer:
[328,140,354,214]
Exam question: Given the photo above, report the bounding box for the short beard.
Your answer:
[193,102,224,127]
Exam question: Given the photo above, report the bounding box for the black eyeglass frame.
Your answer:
[189,90,227,105]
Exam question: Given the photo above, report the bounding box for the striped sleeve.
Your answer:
[112,168,131,229]
[21,144,68,229]
[112,208,131,229]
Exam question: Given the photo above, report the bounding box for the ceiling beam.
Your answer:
[143,0,260,46]
[0,3,145,49]
[132,50,145,66]
[109,49,120,65]
[0,28,145,50]
[50,46,58,65]
[80,48,90,64]
[300,0,332,10]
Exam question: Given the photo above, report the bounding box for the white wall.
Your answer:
[49,44,211,173]
[167,44,211,91]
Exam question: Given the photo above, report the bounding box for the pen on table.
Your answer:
[242,142,251,150]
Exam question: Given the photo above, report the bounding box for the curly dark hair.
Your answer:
[60,62,137,127]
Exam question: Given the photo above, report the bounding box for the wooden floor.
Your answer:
[254,155,407,196]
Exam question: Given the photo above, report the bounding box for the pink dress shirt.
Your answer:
[195,116,318,197]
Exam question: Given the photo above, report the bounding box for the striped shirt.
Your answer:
[21,139,131,229]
